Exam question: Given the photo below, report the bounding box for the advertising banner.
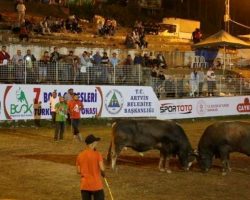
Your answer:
[0,84,159,120]
[158,96,250,119]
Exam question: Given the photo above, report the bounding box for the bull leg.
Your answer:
[111,145,123,171]
[158,152,166,172]
[222,159,231,176]
[165,156,172,174]
[219,146,231,176]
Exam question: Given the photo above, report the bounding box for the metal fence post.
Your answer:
[87,67,90,85]
[24,60,27,84]
[138,64,141,86]
[113,65,116,85]
[56,62,58,83]
[219,76,222,95]
[240,78,242,95]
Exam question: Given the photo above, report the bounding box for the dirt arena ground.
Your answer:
[0,118,250,200]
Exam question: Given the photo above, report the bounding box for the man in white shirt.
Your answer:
[49,90,59,125]
[16,0,26,26]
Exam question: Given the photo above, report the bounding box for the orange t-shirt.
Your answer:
[68,100,83,119]
[76,149,103,191]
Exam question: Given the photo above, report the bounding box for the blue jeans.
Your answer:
[71,119,80,135]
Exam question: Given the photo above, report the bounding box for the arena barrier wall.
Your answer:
[158,96,250,119]
[0,84,159,120]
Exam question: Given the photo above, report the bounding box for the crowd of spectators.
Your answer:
[125,21,148,49]
[0,45,169,86]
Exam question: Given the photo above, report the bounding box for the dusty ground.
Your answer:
[0,118,250,200]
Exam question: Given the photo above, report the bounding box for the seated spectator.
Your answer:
[99,18,116,37]
[24,18,34,33]
[19,23,29,42]
[125,33,135,48]
[40,16,51,35]
[65,15,82,33]
[156,52,167,69]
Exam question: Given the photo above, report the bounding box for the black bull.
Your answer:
[107,119,195,172]
[198,121,250,174]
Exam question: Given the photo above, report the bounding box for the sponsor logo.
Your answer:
[237,98,250,113]
[105,89,123,114]
[160,103,192,114]
[4,86,33,119]
[196,100,207,116]
[11,87,33,115]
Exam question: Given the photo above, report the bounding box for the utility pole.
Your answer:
[224,0,230,33]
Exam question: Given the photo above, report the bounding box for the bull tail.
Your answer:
[106,122,117,164]
[107,141,112,163]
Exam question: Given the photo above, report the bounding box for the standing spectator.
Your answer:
[33,99,42,128]
[24,49,36,83]
[50,47,62,81]
[190,69,199,97]
[134,52,144,83]
[197,67,205,96]
[12,50,24,83]
[123,54,133,83]
[206,67,216,96]
[24,49,36,62]
[12,49,24,64]
[110,52,120,83]
[0,45,10,64]
[192,28,202,44]
[64,88,74,125]
[39,51,50,82]
[100,52,109,65]
[76,134,105,200]
[80,51,93,83]
[54,96,68,141]
[15,59,24,83]
[101,52,109,83]
[16,0,26,26]
[49,90,59,125]
[68,93,84,141]
[62,50,79,82]
[0,46,10,81]
[50,47,61,63]
[92,51,102,65]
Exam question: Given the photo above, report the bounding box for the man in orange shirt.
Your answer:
[68,93,83,140]
[76,134,105,200]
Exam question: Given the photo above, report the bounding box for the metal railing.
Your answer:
[0,61,250,99]
[0,61,143,85]
[149,75,250,99]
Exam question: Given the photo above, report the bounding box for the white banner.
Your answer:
[158,96,250,119]
[0,84,159,120]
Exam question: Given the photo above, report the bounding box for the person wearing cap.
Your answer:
[76,134,105,200]
[54,96,68,141]
[68,93,83,140]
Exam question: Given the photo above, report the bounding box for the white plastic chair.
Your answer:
[191,56,200,68]
[199,56,208,68]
